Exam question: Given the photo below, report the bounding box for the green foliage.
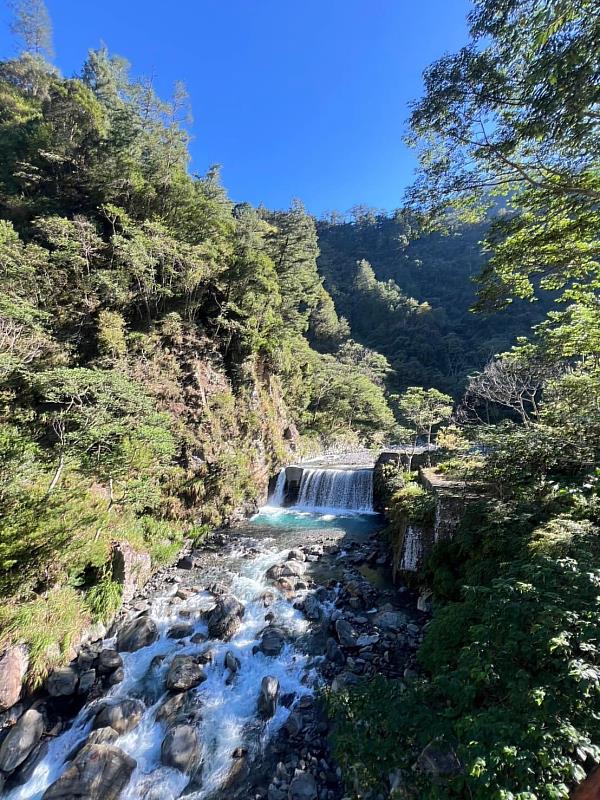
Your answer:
[317,214,551,396]
[0,587,87,686]
[85,578,122,623]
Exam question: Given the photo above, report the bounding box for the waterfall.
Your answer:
[268,469,287,506]
[400,525,422,571]
[295,468,373,514]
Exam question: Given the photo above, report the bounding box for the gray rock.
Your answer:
[0,645,28,711]
[288,771,318,800]
[335,619,357,648]
[190,632,206,644]
[46,666,78,697]
[111,541,152,603]
[86,727,119,747]
[7,739,48,787]
[116,616,158,652]
[207,596,244,640]
[166,655,206,692]
[167,623,193,639]
[93,698,145,735]
[176,556,194,570]
[285,711,304,737]
[281,560,306,578]
[97,649,123,673]
[287,549,306,562]
[81,621,107,645]
[259,626,287,657]
[42,743,136,800]
[258,675,279,718]
[156,692,195,727]
[373,610,406,631]
[107,667,124,686]
[0,709,44,773]
[221,752,250,790]
[325,638,344,665]
[302,594,322,621]
[161,724,201,773]
[225,651,240,673]
[417,740,461,778]
[356,633,380,647]
[78,669,96,695]
[266,564,285,580]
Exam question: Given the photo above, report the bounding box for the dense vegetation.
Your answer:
[330,1,600,798]
[0,5,395,681]
[317,210,552,395]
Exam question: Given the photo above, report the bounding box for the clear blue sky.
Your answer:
[0,0,472,216]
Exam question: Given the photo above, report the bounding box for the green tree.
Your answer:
[396,386,454,450]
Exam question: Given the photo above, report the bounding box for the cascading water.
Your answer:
[3,545,315,800]
[268,469,287,507]
[295,468,373,514]
[400,525,422,571]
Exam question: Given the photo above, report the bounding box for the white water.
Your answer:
[400,525,422,571]
[268,469,287,507]
[295,468,374,514]
[4,545,317,800]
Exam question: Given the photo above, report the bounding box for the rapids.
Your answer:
[3,474,385,800]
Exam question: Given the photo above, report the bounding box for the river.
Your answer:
[2,468,421,800]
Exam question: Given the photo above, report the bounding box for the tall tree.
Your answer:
[9,0,53,58]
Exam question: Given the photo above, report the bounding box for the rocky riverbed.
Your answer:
[0,510,427,800]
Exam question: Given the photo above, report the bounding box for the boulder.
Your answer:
[78,669,97,695]
[116,616,158,652]
[93,698,145,735]
[222,752,250,791]
[42,744,136,800]
[225,651,240,674]
[107,667,124,686]
[46,666,78,697]
[176,556,194,570]
[288,772,318,800]
[156,692,194,727]
[326,638,345,666]
[166,655,206,692]
[0,645,28,711]
[111,541,152,603]
[7,739,48,787]
[285,711,303,737]
[356,633,380,647]
[280,560,306,578]
[258,675,279,718]
[258,626,286,657]
[335,618,357,648]
[207,596,244,640]
[287,549,305,562]
[265,564,285,581]
[302,594,322,621]
[0,708,44,773]
[160,724,201,773]
[97,649,123,674]
[167,623,193,639]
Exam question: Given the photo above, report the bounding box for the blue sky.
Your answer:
[0,0,472,216]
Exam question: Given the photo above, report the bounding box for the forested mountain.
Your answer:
[317,211,552,395]
[329,1,600,798]
[0,41,394,676]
